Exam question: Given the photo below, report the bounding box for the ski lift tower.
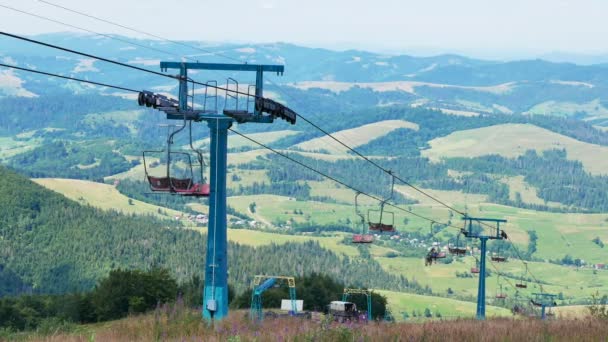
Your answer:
[461,216,507,320]
[140,62,295,323]
[532,292,558,320]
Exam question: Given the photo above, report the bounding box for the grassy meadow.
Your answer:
[422,123,608,175]
[13,304,606,342]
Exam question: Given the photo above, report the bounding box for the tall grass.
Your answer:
[19,300,608,342]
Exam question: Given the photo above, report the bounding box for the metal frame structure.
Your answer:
[342,288,372,321]
[145,61,292,323]
[531,293,558,320]
[461,216,507,320]
[250,275,297,321]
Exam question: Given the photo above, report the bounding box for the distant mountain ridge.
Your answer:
[2,32,608,125]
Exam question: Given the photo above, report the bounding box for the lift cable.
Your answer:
[266,78,511,236]
[0,31,257,99]
[266,78,468,215]
[488,258,517,290]
[1,2,545,286]
[1,29,470,233]
[0,61,458,230]
[228,128,460,229]
[506,239,542,285]
[0,4,194,61]
[36,0,245,64]
[1,5,508,236]
[1,30,502,240]
[0,7,470,232]
[3,44,543,294]
[0,63,139,93]
[0,31,178,79]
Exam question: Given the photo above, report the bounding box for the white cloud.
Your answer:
[260,2,275,9]
[0,70,38,98]
[2,57,17,66]
[73,59,99,73]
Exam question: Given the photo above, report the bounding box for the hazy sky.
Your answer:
[1,0,607,58]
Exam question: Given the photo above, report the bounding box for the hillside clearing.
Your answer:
[423,123,608,175]
[33,178,181,219]
[396,185,488,207]
[295,120,419,154]
[499,175,564,208]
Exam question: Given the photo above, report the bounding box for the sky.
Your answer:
[1,0,607,60]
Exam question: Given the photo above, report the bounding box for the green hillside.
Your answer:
[4,36,608,318]
[0,166,426,298]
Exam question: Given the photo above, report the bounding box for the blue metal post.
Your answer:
[255,67,263,116]
[367,294,372,321]
[157,61,287,323]
[541,305,546,320]
[477,237,488,320]
[289,287,297,315]
[202,117,233,322]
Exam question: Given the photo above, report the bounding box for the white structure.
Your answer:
[280,299,303,311]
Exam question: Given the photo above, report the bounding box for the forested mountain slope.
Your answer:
[0,166,418,297]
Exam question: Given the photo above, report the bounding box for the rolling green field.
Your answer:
[0,136,40,161]
[377,256,608,303]
[378,290,512,320]
[24,115,608,315]
[526,99,608,118]
[35,177,608,306]
[423,123,608,175]
[295,119,419,154]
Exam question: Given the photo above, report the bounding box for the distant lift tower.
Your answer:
[461,216,507,320]
[140,62,296,322]
[531,292,558,320]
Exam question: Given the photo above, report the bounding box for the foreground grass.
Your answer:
[14,306,607,342]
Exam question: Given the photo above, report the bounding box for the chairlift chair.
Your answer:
[491,255,507,262]
[352,192,374,244]
[496,279,507,299]
[448,231,467,256]
[491,240,508,262]
[491,246,507,262]
[368,205,396,233]
[471,256,480,274]
[368,172,397,234]
[515,262,528,288]
[143,116,210,197]
[425,221,447,266]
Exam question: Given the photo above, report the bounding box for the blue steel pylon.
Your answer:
[461,216,507,320]
[156,62,289,322]
[532,292,557,320]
